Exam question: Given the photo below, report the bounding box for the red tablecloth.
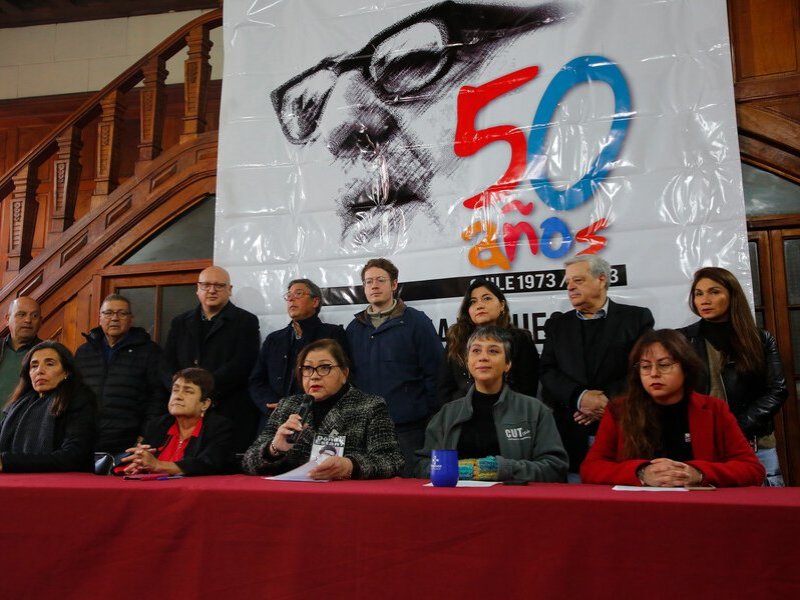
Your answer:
[1,474,798,599]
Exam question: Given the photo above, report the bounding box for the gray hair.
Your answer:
[466,325,512,363]
[101,293,132,311]
[288,278,322,315]
[564,255,611,290]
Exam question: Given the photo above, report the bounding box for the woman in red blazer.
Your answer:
[581,329,764,487]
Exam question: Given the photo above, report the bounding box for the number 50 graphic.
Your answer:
[455,55,631,267]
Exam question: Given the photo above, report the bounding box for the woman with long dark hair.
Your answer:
[580,330,764,487]
[0,341,95,473]
[438,278,539,405]
[680,267,787,485]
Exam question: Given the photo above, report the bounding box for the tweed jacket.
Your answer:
[241,385,404,479]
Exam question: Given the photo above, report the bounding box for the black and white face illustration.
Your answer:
[270,1,572,248]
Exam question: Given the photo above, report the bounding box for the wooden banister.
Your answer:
[0,8,221,204]
[0,8,222,282]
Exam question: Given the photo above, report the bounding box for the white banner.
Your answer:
[216,0,748,343]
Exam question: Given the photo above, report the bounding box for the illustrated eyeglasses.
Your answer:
[100,310,131,318]
[197,282,229,291]
[301,364,340,377]
[271,1,563,144]
[283,290,312,301]
[636,360,678,375]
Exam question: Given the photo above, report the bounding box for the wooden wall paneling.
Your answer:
[749,230,791,483]
[740,138,800,185]
[729,0,800,82]
[0,129,8,172]
[767,227,800,485]
[737,103,800,152]
[0,134,218,314]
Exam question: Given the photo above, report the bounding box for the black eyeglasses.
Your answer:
[271,1,566,144]
[301,364,341,378]
[100,310,131,318]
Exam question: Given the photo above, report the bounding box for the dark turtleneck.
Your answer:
[654,396,693,462]
[699,319,734,357]
[457,388,501,459]
[311,382,350,428]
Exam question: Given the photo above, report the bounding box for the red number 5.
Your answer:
[454,66,539,210]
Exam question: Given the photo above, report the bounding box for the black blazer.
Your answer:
[161,301,260,450]
[141,411,236,476]
[539,299,654,471]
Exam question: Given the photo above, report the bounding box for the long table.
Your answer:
[0,474,798,598]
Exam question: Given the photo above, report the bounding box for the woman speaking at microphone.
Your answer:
[242,339,404,479]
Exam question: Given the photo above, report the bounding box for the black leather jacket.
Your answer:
[679,320,787,438]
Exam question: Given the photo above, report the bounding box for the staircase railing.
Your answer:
[0,8,222,286]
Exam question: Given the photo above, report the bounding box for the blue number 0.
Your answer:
[527,55,632,211]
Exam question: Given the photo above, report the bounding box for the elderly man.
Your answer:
[0,296,43,404]
[249,278,349,433]
[75,294,167,455]
[162,266,260,451]
[346,258,442,476]
[540,256,654,479]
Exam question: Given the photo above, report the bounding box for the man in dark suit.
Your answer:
[162,266,260,452]
[540,256,654,479]
[248,278,349,433]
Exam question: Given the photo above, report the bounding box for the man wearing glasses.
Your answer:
[75,294,167,456]
[270,1,571,248]
[248,278,349,433]
[540,255,653,480]
[346,258,443,475]
[162,266,261,451]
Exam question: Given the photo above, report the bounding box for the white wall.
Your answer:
[0,10,223,100]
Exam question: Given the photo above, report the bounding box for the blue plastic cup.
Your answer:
[430,449,458,487]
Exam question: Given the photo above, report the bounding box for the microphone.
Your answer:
[286,395,313,444]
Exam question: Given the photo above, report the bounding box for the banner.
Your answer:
[216,0,748,342]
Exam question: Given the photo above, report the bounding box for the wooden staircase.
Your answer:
[0,9,222,347]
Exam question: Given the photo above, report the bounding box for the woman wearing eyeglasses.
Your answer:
[580,330,764,487]
[679,267,787,486]
[242,338,404,479]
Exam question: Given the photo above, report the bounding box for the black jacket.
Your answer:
[140,411,236,476]
[679,320,787,438]
[438,327,540,406]
[539,299,654,471]
[0,384,96,473]
[161,301,260,451]
[75,326,167,454]
[248,315,349,431]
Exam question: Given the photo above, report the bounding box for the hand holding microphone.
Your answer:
[272,395,314,454]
